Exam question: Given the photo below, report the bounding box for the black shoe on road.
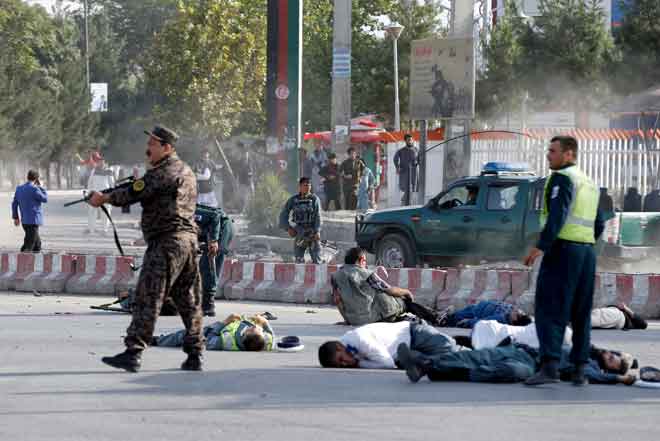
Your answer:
[181,354,203,371]
[571,365,588,387]
[102,350,141,373]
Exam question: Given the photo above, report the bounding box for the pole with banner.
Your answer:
[331,0,352,157]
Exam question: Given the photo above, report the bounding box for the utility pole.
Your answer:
[331,0,352,156]
[84,0,90,93]
[418,121,427,205]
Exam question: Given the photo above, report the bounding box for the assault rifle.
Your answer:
[64,176,139,271]
[64,176,136,207]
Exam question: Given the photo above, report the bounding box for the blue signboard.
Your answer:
[612,0,634,28]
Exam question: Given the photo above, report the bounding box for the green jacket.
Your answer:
[331,264,405,326]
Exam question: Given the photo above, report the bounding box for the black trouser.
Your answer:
[343,183,357,210]
[404,298,440,325]
[21,224,41,252]
[535,240,596,365]
[324,189,341,211]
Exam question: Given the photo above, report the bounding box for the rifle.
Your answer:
[198,241,216,276]
[64,176,139,271]
[64,176,135,207]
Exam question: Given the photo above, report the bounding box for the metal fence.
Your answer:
[471,130,660,203]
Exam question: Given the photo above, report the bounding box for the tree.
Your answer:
[612,0,660,95]
[476,0,528,121]
[523,0,619,112]
[144,0,267,141]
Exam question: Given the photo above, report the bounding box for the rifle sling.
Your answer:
[99,204,140,272]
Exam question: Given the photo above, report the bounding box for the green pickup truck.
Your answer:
[355,163,548,268]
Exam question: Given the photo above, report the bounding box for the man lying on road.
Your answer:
[318,321,463,369]
[437,300,533,328]
[591,302,648,330]
[397,340,638,386]
[152,313,274,352]
[331,247,443,326]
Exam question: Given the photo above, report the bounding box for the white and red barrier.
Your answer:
[223,261,337,304]
[15,253,77,293]
[64,254,135,295]
[1,251,660,318]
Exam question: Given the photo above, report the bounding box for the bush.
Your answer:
[246,173,290,236]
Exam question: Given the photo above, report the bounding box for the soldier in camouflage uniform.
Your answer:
[279,177,322,264]
[88,125,205,372]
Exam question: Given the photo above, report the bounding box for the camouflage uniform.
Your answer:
[108,154,204,355]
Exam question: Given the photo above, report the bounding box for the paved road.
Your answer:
[0,190,145,255]
[1,294,659,441]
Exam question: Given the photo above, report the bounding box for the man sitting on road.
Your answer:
[438,300,532,328]
[331,247,443,326]
[397,340,638,386]
[152,313,274,352]
[318,321,463,369]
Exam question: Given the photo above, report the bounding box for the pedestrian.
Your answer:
[340,147,364,210]
[87,125,204,372]
[309,142,328,207]
[393,134,418,206]
[85,157,115,235]
[237,149,255,213]
[11,169,47,252]
[623,187,642,212]
[643,189,660,212]
[279,177,322,264]
[319,152,341,210]
[522,135,603,386]
[356,162,376,211]
[194,148,219,208]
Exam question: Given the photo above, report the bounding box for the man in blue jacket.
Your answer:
[438,300,532,328]
[12,170,48,252]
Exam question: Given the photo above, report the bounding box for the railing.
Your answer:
[471,132,660,202]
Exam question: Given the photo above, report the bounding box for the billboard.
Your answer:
[409,38,475,120]
[89,83,108,112]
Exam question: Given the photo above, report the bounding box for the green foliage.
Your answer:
[612,0,660,95]
[246,173,290,236]
[144,0,267,140]
[477,0,620,118]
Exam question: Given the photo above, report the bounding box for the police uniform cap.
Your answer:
[144,125,179,145]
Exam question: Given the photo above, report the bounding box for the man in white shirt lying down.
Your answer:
[318,321,462,369]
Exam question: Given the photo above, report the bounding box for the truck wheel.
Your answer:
[376,234,415,268]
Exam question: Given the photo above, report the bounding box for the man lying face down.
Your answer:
[318,321,462,369]
[397,340,638,386]
[438,301,533,328]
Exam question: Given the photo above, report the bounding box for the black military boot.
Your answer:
[202,292,216,317]
[571,363,588,387]
[524,360,560,386]
[397,343,431,383]
[102,349,142,373]
[181,353,204,371]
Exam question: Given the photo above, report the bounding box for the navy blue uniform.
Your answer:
[535,168,604,365]
[279,193,322,263]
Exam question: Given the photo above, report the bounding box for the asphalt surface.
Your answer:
[1,294,659,441]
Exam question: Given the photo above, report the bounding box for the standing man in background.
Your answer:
[279,177,322,264]
[523,136,603,386]
[340,147,364,210]
[319,152,341,210]
[194,148,218,208]
[394,134,418,206]
[12,169,48,252]
[85,157,115,235]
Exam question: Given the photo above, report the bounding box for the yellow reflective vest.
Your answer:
[541,165,598,244]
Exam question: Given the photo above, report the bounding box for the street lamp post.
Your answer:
[385,23,404,131]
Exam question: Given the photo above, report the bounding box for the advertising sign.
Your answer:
[409,38,475,120]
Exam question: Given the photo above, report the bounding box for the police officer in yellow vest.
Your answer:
[523,136,604,386]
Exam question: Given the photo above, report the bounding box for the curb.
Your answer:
[1,251,659,318]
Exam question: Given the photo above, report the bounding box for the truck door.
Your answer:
[418,181,481,255]
[475,182,524,257]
